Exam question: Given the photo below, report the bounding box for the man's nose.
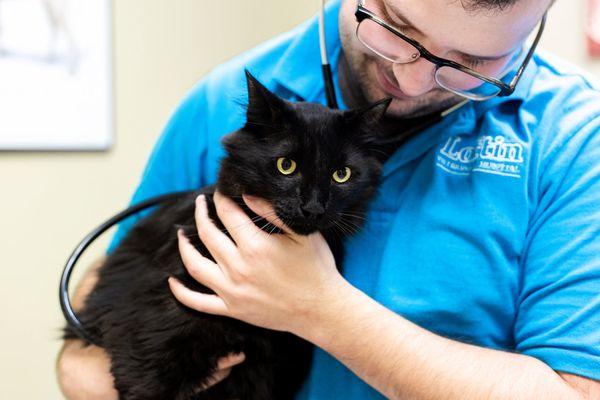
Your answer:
[391,58,437,97]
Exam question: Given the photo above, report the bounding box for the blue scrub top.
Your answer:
[107,1,600,397]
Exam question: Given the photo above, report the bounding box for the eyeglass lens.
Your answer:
[355,2,531,99]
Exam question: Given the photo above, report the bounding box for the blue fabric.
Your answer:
[106,0,600,396]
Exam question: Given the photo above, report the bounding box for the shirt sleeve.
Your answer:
[105,82,208,255]
[515,116,600,380]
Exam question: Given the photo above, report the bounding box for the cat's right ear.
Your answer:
[244,69,286,127]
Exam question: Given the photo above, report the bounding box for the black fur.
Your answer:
[62,71,395,399]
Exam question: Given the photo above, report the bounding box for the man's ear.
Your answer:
[244,69,286,125]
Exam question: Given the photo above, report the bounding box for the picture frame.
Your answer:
[587,0,600,57]
[0,0,113,151]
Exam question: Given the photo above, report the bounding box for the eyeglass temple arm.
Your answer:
[507,13,547,89]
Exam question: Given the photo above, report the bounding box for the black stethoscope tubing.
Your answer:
[59,191,194,347]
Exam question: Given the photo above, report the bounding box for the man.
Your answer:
[57,0,600,398]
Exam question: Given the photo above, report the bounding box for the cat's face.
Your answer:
[218,71,391,236]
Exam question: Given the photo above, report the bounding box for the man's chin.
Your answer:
[383,92,463,118]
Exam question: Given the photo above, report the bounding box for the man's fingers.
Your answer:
[177,229,226,291]
[196,367,232,392]
[217,352,246,369]
[195,353,246,392]
[195,194,238,267]
[242,193,295,236]
[168,277,229,316]
[212,191,270,245]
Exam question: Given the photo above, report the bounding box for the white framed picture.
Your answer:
[588,0,600,57]
[0,0,112,150]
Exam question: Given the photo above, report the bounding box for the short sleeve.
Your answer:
[105,82,208,254]
[515,117,600,380]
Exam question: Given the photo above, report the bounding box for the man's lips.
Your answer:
[375,67,413,100]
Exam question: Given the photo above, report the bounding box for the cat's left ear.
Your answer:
[344,98,393,161]
[344,97,391,134]
[349,97,392,124]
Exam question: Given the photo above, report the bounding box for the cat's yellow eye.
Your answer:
[277,157,297,175]
[332,167,352,183]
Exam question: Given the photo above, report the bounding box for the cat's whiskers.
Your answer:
[266,222,280,236]
[331,219,352,237]
[343,219,361,235]
[339,214,363,227]
[258,219,274,232]
[336,217,360,236]
[259,215,290,254]
[247,210,284,241]
[337,211,367,221]
[225,210,278,233]
[328,221,345,243]
[333,220,353,237]
[181,210,279,241]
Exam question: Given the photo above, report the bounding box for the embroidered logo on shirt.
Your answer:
[436,135,524,178]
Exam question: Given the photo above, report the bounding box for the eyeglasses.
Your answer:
[355,0,547,101]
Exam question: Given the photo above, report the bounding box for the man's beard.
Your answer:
[339,39,463,118]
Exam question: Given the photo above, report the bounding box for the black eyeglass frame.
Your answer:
[355,0,547,98]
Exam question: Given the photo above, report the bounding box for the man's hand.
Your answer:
[168,191,345,335]
[196,353,246,393]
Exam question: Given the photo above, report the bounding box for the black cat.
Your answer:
[62,71,397,400]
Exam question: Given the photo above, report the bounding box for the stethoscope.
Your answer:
[60,0,470,347]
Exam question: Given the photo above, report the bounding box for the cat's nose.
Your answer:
[300,203,325,220]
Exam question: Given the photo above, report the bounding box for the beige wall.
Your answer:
[542,0,600,75]
[0,1,314,398]
[0,0,596,398]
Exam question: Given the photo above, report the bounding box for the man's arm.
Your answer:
[301,280,600,400]
[55,257,120,400]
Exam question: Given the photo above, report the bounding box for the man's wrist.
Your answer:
[293,277,363,347]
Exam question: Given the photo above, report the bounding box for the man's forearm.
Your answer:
[57,340,118,400]
[298,280,582,400]
[55,257,118,400]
